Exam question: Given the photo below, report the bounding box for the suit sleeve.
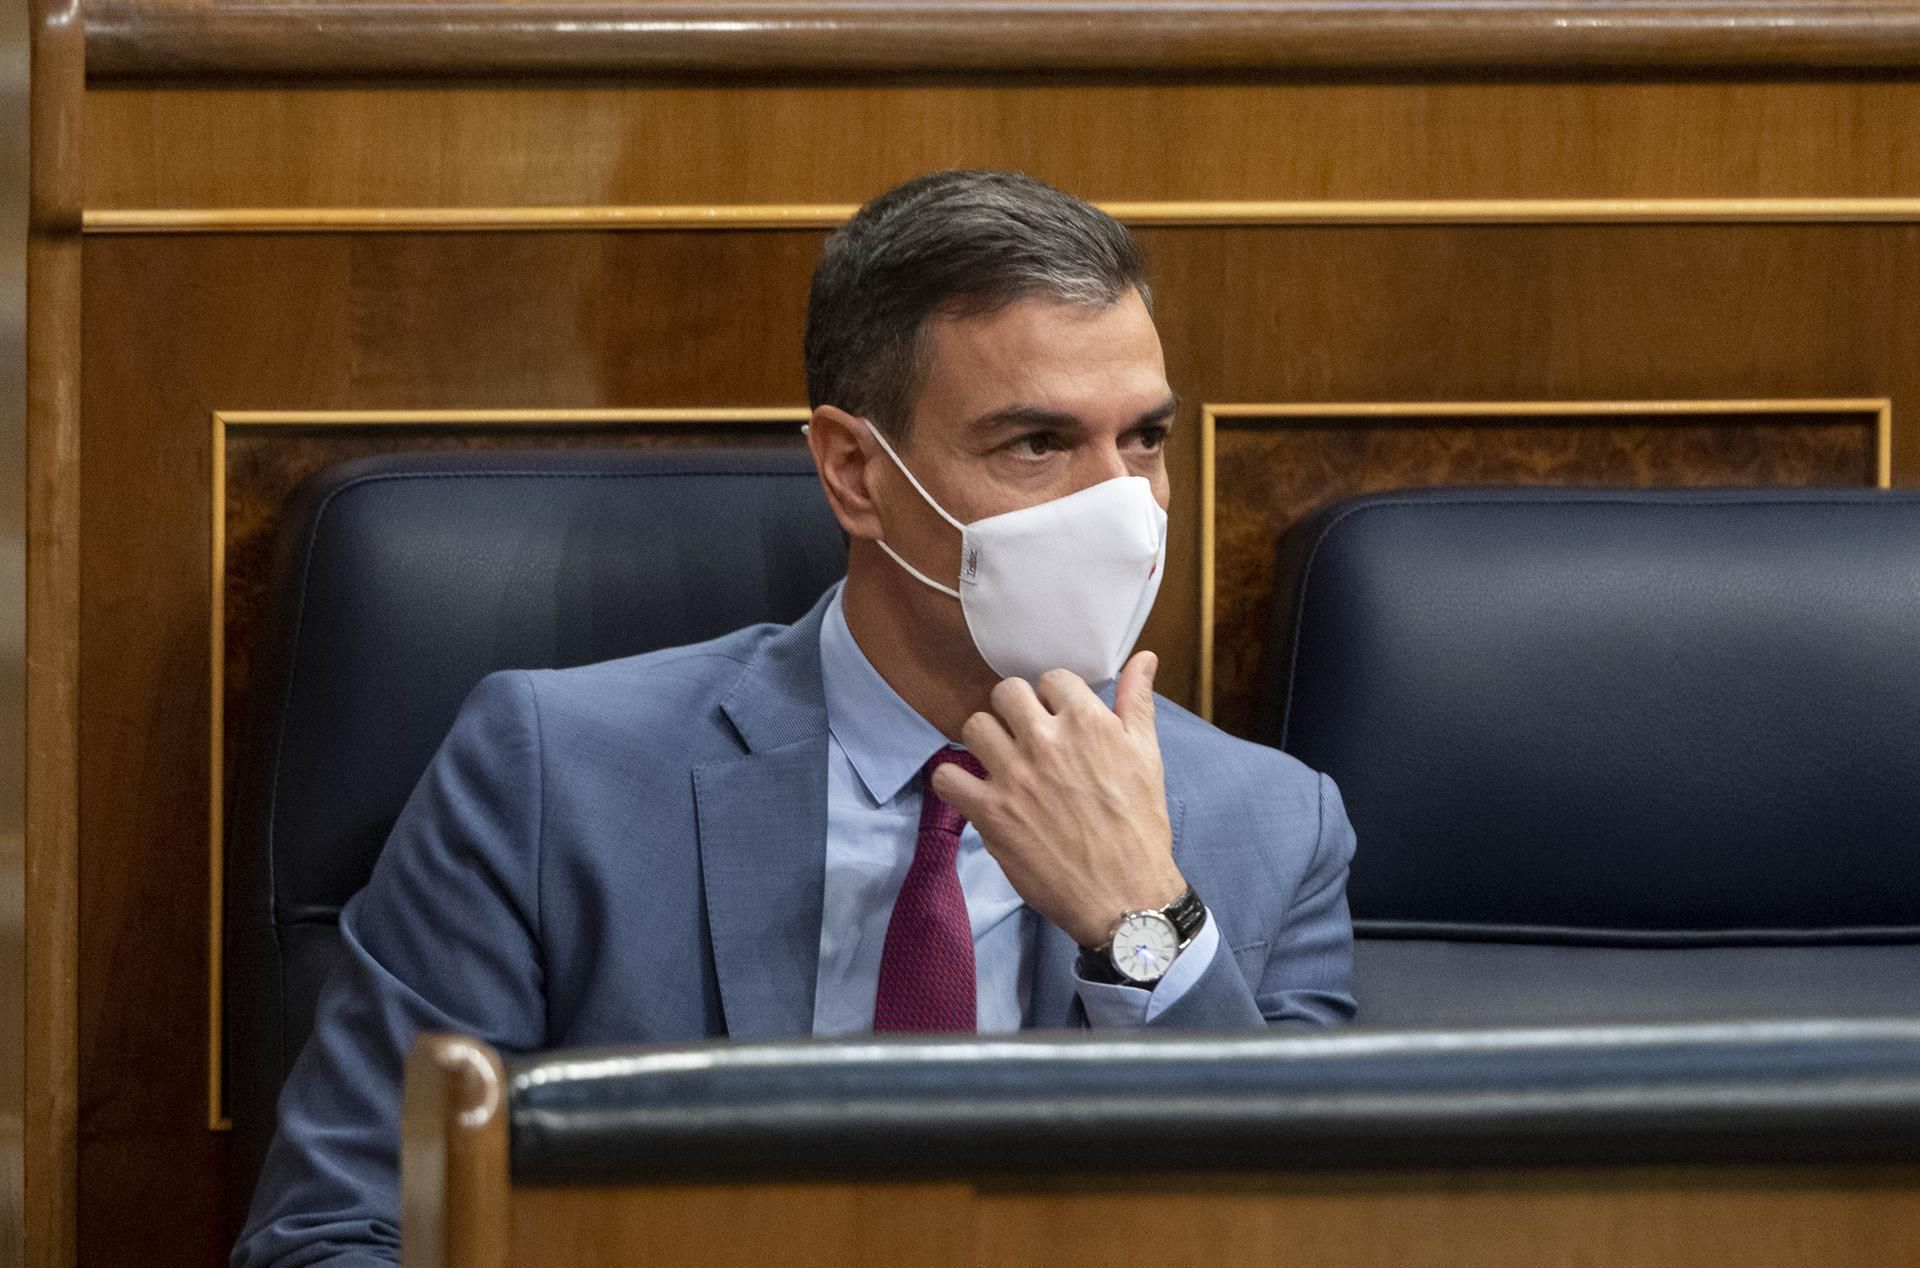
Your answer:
[1143,771,1358,1030]
[232,671,550,1267]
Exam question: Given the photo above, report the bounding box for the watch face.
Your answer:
[1111,911,1181,984]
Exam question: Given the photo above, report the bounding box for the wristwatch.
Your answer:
[1076,885,1207,987]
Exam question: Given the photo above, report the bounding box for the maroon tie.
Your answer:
[872,748,986,1033]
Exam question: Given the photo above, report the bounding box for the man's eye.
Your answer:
[1136,426,1171,450]
[1013,433,1059,458]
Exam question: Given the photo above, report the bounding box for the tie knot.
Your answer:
[925,746,986,782]
[920,748,985,840]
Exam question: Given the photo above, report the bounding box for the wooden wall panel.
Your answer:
[81,0,1920,81]
[514,1181,978,1268]
[963,1171,1920,1268]
[508,1169,1920,1268]
[24,0,85,1259]
[83,81,1920,211]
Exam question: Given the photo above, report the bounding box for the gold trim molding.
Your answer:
[206,406,810,1131]
[88,198,1920,235]
[1196,397,1896,722]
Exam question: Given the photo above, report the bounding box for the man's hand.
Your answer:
[931,651,1186,949]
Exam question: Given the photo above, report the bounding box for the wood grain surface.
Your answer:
[23,0,83,1259]
[82,0,1920,81]
[66,200,1920,235]
[507,1168,1920,1268]
[85,80,1920,210]
[401,1036,507,1268]
[514,1182,978,1268]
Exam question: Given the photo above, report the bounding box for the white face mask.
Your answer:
[863,420,1168,686]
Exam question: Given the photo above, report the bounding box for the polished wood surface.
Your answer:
[961,1171,1920,1268]
[0,0,35,1261]
[401,1035,506,1268]
[74,198,1920,234]
[23,0,83,1258]
[83,0,1920,81]
[83,81,1920,210]
[504,1169,1920,1267]
[0,0,24,1257]
[513,1182,976,1268]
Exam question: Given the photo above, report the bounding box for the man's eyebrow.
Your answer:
[1136,395,1179,427]
[968,394,1180,434]
[968,404,1084,433]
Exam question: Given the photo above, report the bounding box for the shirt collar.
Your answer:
[818,582,953,805]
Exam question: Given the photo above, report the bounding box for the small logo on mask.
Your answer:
[964,546,980,581]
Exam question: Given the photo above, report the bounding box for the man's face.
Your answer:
[881,289,1174,551]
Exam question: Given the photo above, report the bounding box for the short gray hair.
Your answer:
[804,170,1152,443]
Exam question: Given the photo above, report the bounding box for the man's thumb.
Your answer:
[1117,650,1158,732]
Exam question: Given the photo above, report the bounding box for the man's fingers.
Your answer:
[930,759,990,817]
[958,710,1018,771]
[1115,650,1158,736]
[989,675,1050,738]
[1035,667,1097,715]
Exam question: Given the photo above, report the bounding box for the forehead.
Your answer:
[915,291,1168,423]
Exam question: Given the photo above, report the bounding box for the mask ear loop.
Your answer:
[859,418,969,599]
[860,418,970,534]
[876,542,962,600]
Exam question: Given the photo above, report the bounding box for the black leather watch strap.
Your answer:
[1163,884,1207,943]
[1075,948,1128,985]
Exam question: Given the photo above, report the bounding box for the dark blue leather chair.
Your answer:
[223,448,847,1199]
[1261,487,1920,1026]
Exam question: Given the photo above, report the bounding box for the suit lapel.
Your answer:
[694,595,834,1041]
[1026,788,1188,1030]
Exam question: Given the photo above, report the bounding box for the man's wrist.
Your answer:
[1065,867,1186,948]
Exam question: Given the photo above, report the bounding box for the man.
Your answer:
[235,169,1355,1266]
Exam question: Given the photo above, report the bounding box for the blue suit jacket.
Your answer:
[235,590,1356,1266]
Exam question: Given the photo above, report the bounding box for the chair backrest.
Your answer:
[1260,487,1920,1026]
[225,447,846,1195]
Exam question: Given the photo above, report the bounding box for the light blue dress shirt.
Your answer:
[811,583,1219,1035]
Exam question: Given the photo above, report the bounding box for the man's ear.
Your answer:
[807,405,885,541]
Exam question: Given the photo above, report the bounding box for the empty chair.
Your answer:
[1260,487,1920,1026]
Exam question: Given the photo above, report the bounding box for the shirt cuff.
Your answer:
[1074,911,1222,1028]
